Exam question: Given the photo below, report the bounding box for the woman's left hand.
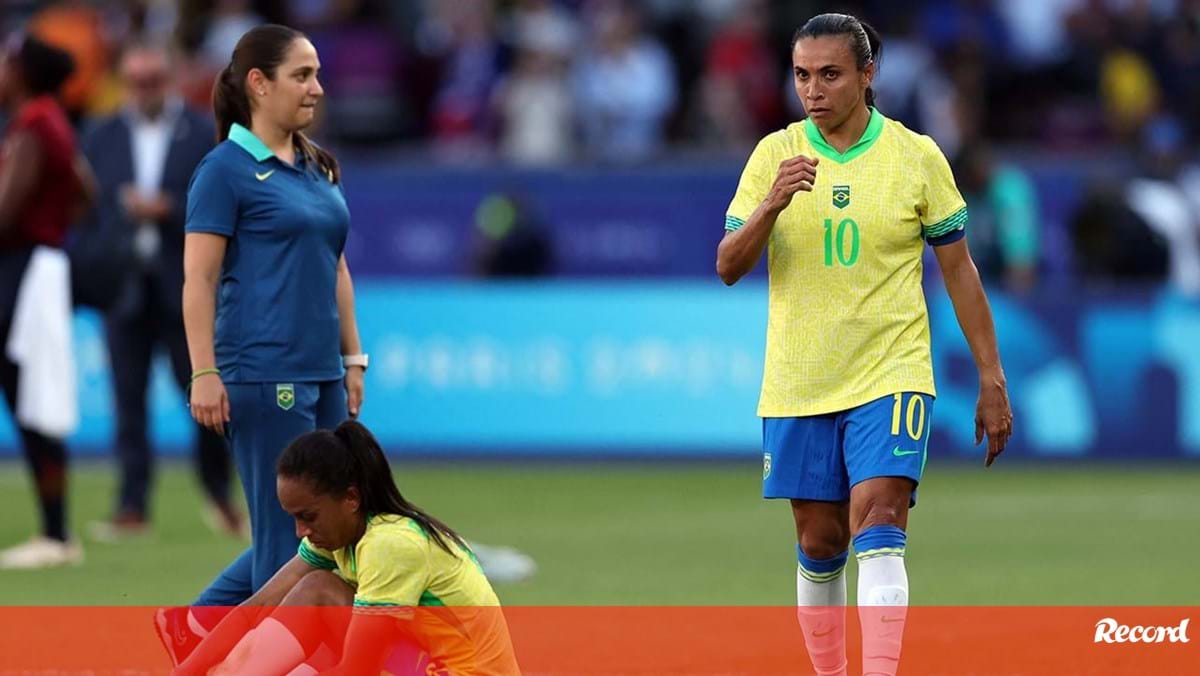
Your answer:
[345,366,365,418]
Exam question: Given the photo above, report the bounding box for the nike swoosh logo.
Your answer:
[812,627,836,637]
[892,446,920,457]
[880,616,906,623]
[255,170,275,181]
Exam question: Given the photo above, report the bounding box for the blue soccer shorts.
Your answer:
[762,392,933,505]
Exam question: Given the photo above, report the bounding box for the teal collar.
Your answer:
[803,107,885,164]
[228,122,274,162]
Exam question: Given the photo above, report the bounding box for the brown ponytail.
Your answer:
[212,62,250,143]
[212,24,341,183]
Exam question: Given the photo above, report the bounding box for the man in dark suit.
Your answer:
[83,41,243,540]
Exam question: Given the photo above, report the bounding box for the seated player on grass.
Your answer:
[172,421,521,675]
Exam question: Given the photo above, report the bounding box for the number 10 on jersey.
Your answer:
[823,218,860,267]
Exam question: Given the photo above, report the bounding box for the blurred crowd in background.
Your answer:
[4,0,1199,158]
[3,0,1200,294]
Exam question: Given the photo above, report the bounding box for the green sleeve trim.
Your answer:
[352,599,406,607]
[298,541,337,571]
[725,215,745,232]
[924,206,968,239]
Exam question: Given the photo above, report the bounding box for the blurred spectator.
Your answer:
[954,142,1040,293]
[425,0,505,160]
[994,0,1076,67]
[0,33,92,569]
[493,0,576,165]
[79,41,244,540]
[28,0,111,118]
[305,1,409,143]
[871,12,935,131]
[197,0,264,70]
[919,0,1010,58]
[1123,116,1200,297]
[698,0,782,150]
[473,192,554,276]
[1099,48,1161,140]
[1069,185,1169,285]
[574,0,676,162]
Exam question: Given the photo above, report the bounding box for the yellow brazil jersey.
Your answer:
[298,514,520,675]
[725,108,967,416]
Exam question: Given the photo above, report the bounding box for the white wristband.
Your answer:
[342,354,369,370]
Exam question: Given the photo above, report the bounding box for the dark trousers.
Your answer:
[105,275,232,518]
[196,380,345,605]
[0,248,68,541]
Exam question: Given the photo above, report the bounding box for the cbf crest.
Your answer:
[276,383,296,411]
[763,452,772,480]
[832,185,850,209]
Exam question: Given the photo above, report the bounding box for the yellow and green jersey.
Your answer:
[726,108,967,416]
[299,514,519,675]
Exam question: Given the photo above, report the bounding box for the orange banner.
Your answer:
[0,606,1195,674]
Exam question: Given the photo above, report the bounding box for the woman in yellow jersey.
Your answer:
[174,421,520,675]
[716,13,1012,676]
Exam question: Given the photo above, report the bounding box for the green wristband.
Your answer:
[191,368,220,383]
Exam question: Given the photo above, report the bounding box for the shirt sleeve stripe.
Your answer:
[298,541,337,570]
[923,206,968,239]
[725,215,746,232]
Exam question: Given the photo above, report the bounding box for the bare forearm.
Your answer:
[183,276,218,371]
[0,133,40,230]
[336,258,362,355]
[716,201,782,285]
[330,615,397,674]
[942,257,1003,376]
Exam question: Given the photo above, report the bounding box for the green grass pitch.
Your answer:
[0,460,1196,605]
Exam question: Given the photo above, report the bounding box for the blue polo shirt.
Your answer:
[185,123,350,383]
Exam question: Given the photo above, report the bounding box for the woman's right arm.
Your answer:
[0,131,41,233]
[716,155,820,286]
[174,557,315,676]
[183,232,230,434]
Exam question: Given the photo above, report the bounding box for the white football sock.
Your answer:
[796,556,848,676]
[857,552,908,676]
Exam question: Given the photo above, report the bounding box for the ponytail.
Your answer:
[859,20,882,108]
[212,63,250,142]
[279,421,468,556]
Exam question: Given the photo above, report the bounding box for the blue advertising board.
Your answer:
[334,160,1086,281]
[1,282,1197,460]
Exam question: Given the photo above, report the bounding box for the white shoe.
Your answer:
[469,542,537,583]
[0,536,84,569]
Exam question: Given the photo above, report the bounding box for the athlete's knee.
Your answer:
[792,502,850,558]
[797,519,851,559]
[853,494,908,534]
[798,532,850,560]
[283,570,353,606]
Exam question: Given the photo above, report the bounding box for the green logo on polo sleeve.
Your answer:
[276,383,295,411]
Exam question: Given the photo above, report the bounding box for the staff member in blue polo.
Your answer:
[171,24,366,645]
